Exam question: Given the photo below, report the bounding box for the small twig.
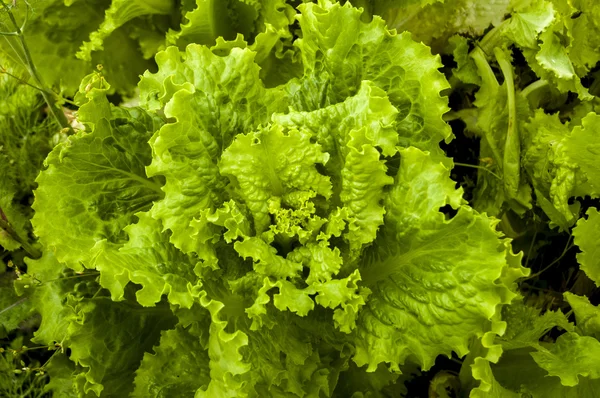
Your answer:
[524,228,538,269]
[15,271,100,292]
[10,345,51,354]
[0,296,28,317]
[453,162,502,180]
[41,271,100,284]
[0,65,78,108]
[0,65,49,92]
[449,357,463,366]
[90,286,103,299]
[520,283,560,295]
[33,344,60,372]
[523,235,574,280]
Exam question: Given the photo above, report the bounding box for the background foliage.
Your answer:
[1,0,600,397]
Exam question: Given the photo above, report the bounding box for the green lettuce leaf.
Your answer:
[77,0,175,62]
[448,35,481,85]
[291,1,452,160]
[165,0,299,87]
[470,358,521,398]
[501,0,555,50]
[377,0,510,52]
[93,212,202,308]
[220,124,332,234]
[25,251,177,397]
[562,113,600,198]
[31,74,204,309]
[132,326,211,397]
[522,110,579,229]
[564,292,600,339]
[62,295,176,396]
[465,47,532,217]
[42,354,79,398]
[573,208,600,286]
[167,0,294,48]
[166,0,242,48]
[522,111,600,230]
[530,332,600,387]
[353,147,525,371]
[499,299,572,350]
[489,346,600,397]
[466,294,600,396]
[173,294,343,397]
[32,74,164,270]
[141,45,288,256]
[24,252,83,345]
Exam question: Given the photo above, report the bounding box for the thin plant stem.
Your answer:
[520,283,560,294]
[0,66,44,91]
[449,357,463,366]
[0,297,28,317]
[90,286,103,300]
[36,346,60,371]
[11,345,52,354]
[0,0,71,131]
[34,271,100,285]
[524,228,538,269]
[0,64,61,98]
[524,235,574,280]
[453,162,502,180]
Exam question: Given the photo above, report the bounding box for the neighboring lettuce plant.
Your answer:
[0,67,59,397]
[0,0,300,95]
[0,0,153,95]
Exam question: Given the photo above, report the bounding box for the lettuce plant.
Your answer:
[8,3,522,396]
[24,3,525,394]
